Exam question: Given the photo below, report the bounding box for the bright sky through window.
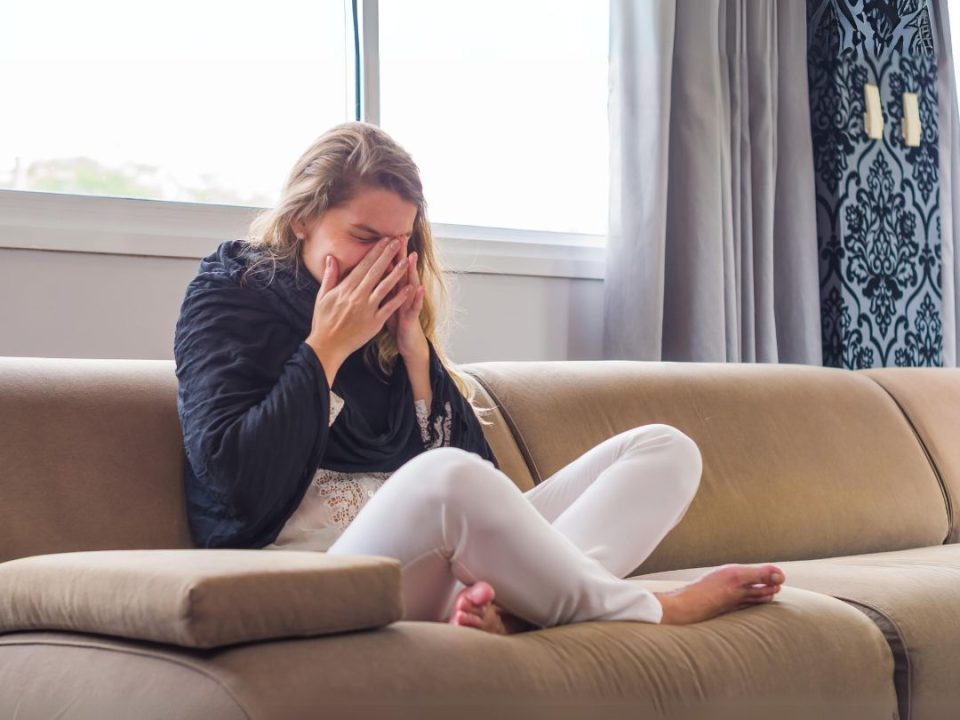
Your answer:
[2,0,608,236]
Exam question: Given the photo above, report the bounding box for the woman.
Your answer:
[174,121,785,635]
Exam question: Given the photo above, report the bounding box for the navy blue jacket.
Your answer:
[174,240,499,549]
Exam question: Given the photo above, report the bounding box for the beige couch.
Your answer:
[1,356,958,720]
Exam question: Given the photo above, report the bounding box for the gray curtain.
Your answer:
[604,0,822,363]
[934,0,960,366]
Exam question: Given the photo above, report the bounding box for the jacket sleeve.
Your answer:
[174,273,333,547]
[413,339,500,470]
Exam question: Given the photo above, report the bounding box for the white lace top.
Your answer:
[263,389,452,552]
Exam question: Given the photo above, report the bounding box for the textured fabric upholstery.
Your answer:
[0,357,534,563]
[463,373,535,491]
[0,580,896,720]
[466,361,949,574]
[861,368,960,542]
[640,544,960,720]
[2,356,958,719]
[0,549,402,648]
[0,357,194,563]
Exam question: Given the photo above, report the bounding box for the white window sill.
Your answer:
[0,189,605,280]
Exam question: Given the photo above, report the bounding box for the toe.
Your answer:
[466,581,496,605]
[452,610,484,629]
[454,595,477,613]
[740,565,783,587]
[764,565,785,584]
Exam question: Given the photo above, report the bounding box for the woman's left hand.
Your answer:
[384,236,428,362]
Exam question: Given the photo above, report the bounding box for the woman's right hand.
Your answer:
[305,236,413,384]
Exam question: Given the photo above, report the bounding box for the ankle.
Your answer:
[653,590,684,625]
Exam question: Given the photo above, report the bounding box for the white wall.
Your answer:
[0,247,605,363]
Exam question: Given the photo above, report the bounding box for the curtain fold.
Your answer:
[604,0,822,364]
[933,0,960,366]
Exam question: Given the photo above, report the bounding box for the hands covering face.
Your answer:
[381,235,428,361]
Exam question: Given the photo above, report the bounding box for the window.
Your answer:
[1,0,351,206]
[379,0,609,236]
[0,0,608,276]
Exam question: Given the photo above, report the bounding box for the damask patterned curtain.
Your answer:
[807,0,944,368]
[603,0,822,363]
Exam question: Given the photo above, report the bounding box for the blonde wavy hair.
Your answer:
[238,121,494,426]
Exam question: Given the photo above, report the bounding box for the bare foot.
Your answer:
[447,581,505,634]
[653,564,786,624]
[446,581,536,635]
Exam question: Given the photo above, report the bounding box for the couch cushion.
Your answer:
[0,580,897,720]
[0,549,402,648]
[0,356,194,562]
[861,368,960,542]
[0,357,536,563]
[467,362,949,574]
[639,544,960,720]
[466,375,536,492]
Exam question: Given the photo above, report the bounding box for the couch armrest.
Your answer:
[0,549,402,648]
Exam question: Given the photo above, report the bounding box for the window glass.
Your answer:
[1,0,351,206]
[379,0,609,235]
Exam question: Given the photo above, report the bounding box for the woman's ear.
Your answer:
[291,218,304,238]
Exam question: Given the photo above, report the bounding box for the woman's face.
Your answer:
[293,185,418,289]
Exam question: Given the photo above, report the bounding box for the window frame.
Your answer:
[0,0,606,280]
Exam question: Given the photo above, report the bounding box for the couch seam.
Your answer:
[832,595,911,720]
[860,373,954,543]
[463,369,544,484]
[0,636,252,720]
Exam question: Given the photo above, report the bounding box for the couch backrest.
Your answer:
[0,357,533,563]
[463,361,951,575]
[0,357,194,564]
[861,368,960,543]
[1,356,951,572]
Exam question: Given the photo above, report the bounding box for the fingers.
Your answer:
[353,236,403,295]
[376,285,413,323]
[407,250,421,292]
[336,236,394,294]
[321,253,339,293]
[371,255,412,305]
[396,250,420,313]
[410,285,425,316]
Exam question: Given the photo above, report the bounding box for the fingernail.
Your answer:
[771,573,783,583]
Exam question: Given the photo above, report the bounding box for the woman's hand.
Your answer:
[305,236,414,382]
[383,235,428,363]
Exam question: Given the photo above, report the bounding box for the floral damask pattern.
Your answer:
[807,0,935,59]
[807,0,943,368]
[844,153,919,338]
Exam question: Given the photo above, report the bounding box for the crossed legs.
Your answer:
[326,424,707,629]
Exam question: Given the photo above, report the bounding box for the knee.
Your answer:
[627,424,703,499]
[401,447,509,503]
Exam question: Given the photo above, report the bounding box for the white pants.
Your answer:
[325,424,703,629]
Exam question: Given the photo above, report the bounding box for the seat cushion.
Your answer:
[467,361,949,574]
[0,580,896,720]
[639,544,960,720]
[0,549,402,648]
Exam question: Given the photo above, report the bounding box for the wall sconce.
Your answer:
[903,92,921,146]
[864,84,883,140]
